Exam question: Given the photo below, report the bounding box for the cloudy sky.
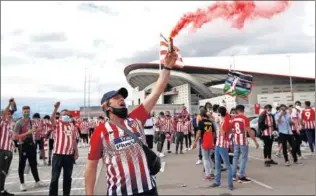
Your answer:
[1,1,315,115]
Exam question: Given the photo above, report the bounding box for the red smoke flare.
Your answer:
[170,1,290,38]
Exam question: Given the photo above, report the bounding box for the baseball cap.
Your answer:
[101,87,128,106]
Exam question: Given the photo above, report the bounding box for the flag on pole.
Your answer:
[160,34,184,68]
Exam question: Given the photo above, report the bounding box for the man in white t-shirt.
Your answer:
[144,114,155,149]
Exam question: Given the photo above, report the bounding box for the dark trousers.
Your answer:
[184,133,192,148]
[305,129,315,152]
[175,132,184,153]
[18,143,40,184]
[145,135,154,149]
[194,127,202,160]
[292,130,302,156]
[0,150,13,191]
[49,154,74,196]
[262,136,274,159]
[81,134,89,143]
[279,133,298,162]
[89,128,94,138]
[157,132,171,152]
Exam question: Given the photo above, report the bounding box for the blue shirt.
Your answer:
[192,117,197,128]
[275,112,292,135]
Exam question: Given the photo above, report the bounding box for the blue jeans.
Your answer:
[215,146,233,186]
[305,129,315,152]
[202,148,214,176]
[232,144,248,178]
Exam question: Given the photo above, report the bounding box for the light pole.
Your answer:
[88,74,91,118]
[84,68,87,118]
[286,55,294,102]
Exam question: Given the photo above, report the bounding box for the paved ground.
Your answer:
[4,139,315,195]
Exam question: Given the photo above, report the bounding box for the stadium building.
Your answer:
[124,53,315,115]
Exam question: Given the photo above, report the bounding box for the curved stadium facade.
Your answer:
[124,53,315,115]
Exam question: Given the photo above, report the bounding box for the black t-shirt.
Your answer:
[198,117,216,141]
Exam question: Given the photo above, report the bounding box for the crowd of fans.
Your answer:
[0,97,315,195]
[143,101,315,190]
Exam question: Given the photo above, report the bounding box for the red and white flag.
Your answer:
[160,34,184,68]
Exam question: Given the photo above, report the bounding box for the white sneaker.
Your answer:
[159,153,165,158]
[298,156,307,160]
[311,152,315,156]
[34,181,46,188]
[20,184,27,191]
[196,160,202,165]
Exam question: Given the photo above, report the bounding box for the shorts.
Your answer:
[49,139,54,150]
[36,139,44,150]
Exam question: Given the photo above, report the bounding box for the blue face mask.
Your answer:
[62,115,71,122]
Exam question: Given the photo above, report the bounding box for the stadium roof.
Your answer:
[124,53,315,99]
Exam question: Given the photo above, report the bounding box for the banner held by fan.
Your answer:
[160,33,184,68]
[224,71,253,98]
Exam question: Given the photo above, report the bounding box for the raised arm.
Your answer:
[1,98,15,119]
[51,101,60,126]
[143,52,178,113]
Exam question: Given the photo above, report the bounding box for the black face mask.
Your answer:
[111,107,128,119]
[56,116,59,120]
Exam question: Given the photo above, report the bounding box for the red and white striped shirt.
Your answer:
[216,114,231,148]
[0,117,14,151]
[32,119,45,140]
[80,121,89,134]
[263,114,273,136]
[43,120,54,139]
[89,121,96,129]
[291,108,301,131]
[301,107,315,129]
[53,121,76,155]
[183,120,193,135]
[88,104,155,196]
[158,117,174,133]
[231,114,250,146]
[176,121,185,133]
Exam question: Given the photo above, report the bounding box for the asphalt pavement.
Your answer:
[4,139,315,195]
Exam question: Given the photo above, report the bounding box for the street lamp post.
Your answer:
[84,68,87,118]
[88,74,91,118]
[286,55,294,102]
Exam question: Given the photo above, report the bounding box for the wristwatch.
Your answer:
[163,66,172,70]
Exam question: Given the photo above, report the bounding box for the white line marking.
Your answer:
[12,187,85,194]
[6,177,84,185]
[160,162,166,172]
[248,177,273,189]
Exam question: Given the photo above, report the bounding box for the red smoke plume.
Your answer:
[170,1,290,38]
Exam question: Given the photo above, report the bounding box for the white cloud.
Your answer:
[1,1,315,110]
